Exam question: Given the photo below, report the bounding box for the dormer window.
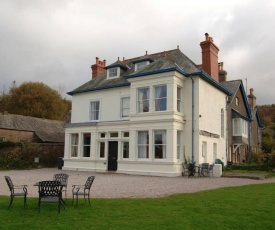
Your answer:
[107,67,119,78]
[135,61,148,71]
[132,58,154,72]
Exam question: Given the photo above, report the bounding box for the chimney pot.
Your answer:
[205,33,209,41]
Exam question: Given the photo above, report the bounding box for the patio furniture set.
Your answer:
[4,173,95,213]
[182,163,214,177]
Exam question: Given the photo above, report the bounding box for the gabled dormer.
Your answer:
[132,57,154,72]
[105,59,129,79]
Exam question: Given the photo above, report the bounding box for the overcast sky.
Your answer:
[1,0,274,105]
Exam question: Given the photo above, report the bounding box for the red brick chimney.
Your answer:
[91,57,106,79]
[200,33,220,82]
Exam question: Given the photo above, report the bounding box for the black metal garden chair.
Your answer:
[72,176,95,206]
[4,176,28,209]
[53,173,69,198]
[38,180,64,213]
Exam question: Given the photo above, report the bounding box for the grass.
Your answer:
[1,183,275,230]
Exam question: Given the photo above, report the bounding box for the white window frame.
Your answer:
[107,67,120,79]
[137,131,149,159]
[70,133,79,157]
[154,85,167,112]
[121,96,130,118]
[153,130,166,159]
[137,87,150,113]
[0,137,6,142]
[135,61,149,71]
[90,100,100,121]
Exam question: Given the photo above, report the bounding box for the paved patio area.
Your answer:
[1,168,275,198]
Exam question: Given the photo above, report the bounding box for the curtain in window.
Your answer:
[138,131,149,158]
[155,86,167,111]
[90,101,99,120]
[122,97,130,117]
[138,88,149,112]
[71,134,79,157]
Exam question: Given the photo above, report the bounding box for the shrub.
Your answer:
[230,163,272,171]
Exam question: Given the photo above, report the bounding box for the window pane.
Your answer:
[138,88,149,112]
[70,134,79,157]
[110,132,119,138]
[99,142,105,158]
[100,133,106,138]
[109,68,118,77]
[154,130,166,159]
[90,101,100,120]
[136,61,147,71]
[123,132,129,137]
[123,142,129,158]
[83,133,91,157]
[121,97,130,117]
[155,85,167,111]
[137,131,149,158]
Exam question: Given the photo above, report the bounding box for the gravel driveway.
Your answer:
[1,168,275,198]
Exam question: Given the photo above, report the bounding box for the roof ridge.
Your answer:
[124,49,179,62]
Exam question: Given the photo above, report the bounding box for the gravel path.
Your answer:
[1,168,275,198]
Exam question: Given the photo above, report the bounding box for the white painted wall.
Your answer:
[64,71,227,176]
[71,87,130,123]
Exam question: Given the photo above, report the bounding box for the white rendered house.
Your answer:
[63,34,231,176]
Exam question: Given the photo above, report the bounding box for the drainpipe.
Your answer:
[225,96,229,162]
[191,77,195,164]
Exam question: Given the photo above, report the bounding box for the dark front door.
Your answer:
[108,141,118,171]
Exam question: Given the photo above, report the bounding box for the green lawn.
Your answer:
[1,183,274,230]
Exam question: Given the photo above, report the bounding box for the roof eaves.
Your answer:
[232,109,251,121]
[187,71,232,96]
[256,110,265,128]
[125,67,187,79]
[104,63,129,70]
[67,82,130,96]
[131,58,154,64]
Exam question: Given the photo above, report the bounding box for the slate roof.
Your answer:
[68,49,230,96]
[220,80,242,103]
[0,113,65,143]
[220,80,252,120]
